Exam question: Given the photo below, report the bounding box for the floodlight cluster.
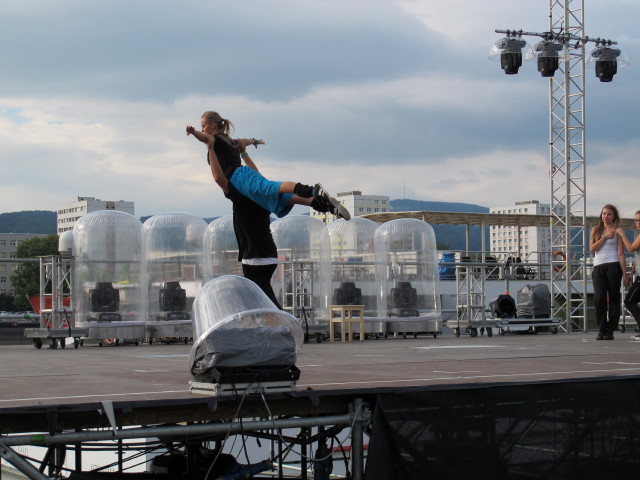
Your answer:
[489,30,628,82]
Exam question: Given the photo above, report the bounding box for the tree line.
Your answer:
[1,235,59,311]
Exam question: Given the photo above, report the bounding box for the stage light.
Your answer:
[526,40,564,77]
[489,36,530,74]
[587,45,628,82]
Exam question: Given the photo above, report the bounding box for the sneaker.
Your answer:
[310,195,331,213]
[312,183,351,220]
[311,183,326,198]
[310,195,351,220]
[631,335,640,341]
[328,196,351,220]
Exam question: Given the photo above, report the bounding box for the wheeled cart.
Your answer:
[451,260,498,337]
[85,322,147,346]
[446,317,500,338]
[386,314,442,339]
[496,317,562,335]
[146,320,193,344]
[24,327,87,349]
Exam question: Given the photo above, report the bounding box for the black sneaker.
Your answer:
[310,195,331,213]
[312,183,330,200]
[310,192,351,220]
[328,196,351,220]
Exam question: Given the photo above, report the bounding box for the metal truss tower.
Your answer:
[548,0,587,332]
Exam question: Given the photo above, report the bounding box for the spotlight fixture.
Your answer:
[527,40,564,77]
[489,35,531,74]
[587,45,629,82]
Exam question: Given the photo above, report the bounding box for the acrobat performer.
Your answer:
[186,111,350,220]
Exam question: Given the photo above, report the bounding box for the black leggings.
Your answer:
[624,276,640,328]
[242,263,282,310]
[592,262,623,332]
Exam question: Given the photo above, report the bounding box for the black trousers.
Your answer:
[242,263,282,310]
[624,276,640,329]
[592,262,623,332]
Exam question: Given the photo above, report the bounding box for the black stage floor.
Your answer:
[3,331,640,479]
[2,330,640,433]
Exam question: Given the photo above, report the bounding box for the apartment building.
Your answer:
[489,200,564,264]
[310,191,390,222]
[0,233,47,295]
[57,197,135,233]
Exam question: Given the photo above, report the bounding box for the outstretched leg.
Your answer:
[289,192,351,220]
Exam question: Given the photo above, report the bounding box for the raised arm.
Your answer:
[237,138,265,150]
[590,227,607,253]
[617,227,640,252]
[186,126,210,144]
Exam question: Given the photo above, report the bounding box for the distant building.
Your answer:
[310,191,390,222]
[56,197,135,233]
[490,200,564,264]
[0,233,47,295]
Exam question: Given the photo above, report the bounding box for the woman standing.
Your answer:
[590,204,629,340]
[616,210,640,340]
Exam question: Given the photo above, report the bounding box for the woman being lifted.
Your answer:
[187,111,350,220]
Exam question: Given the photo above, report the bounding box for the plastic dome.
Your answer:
[203,215,241,281]
[270,215,331,321]
[374,218,441,318]
[72,210,144,332]
[142,213,208,327]
[58,230,74,256]
[189,275,303,381]
[328,218,378,314]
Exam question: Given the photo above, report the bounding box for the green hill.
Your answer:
[389,199,488,252]
[1,200,490,251]
[0,211,57,234]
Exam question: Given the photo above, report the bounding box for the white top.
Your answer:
[635,250,640,276]
[594,235,619,266]
[241,257,278,266]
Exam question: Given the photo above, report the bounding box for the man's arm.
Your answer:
[239,147,259,172]
[205,139,229,193]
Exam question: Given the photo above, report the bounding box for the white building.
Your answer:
[311,191,390,222]
[490,200,563,264]
[56,197,135,233]
[0,233,48,295]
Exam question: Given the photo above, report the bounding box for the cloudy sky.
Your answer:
[1,0,638,220]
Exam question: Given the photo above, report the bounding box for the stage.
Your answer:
[2,331,640,478]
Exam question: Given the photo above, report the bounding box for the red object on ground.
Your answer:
[28,296,71,314]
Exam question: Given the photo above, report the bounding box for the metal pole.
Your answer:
[0,442,49,480]
[351,398,365,480]
[1,413,354,447]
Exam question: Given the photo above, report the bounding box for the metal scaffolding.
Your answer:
[496,0,623,331]
[548,0,588,332]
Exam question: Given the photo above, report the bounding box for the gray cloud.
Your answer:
[0,0,638,218]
